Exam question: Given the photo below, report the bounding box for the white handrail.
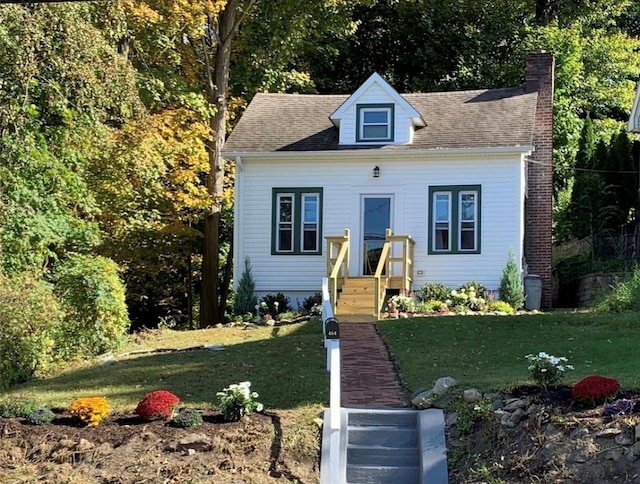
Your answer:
[321,277,341,483]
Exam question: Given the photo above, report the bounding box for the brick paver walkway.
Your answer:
[339,323,406,407]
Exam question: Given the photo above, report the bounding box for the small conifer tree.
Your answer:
[499,249,524,310]
[233,258,257,317]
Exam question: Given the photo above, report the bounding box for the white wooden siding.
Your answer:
[338,83,414,145]
[234,153,526,298]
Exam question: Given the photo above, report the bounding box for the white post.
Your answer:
[329,340,341,430]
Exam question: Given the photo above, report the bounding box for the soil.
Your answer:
[3,388,640,483]
[0,410,320,483]
[448,386,640,483]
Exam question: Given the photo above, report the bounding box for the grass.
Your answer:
[378,310,640,394]
[0,321,328,412]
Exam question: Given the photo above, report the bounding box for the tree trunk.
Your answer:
[219,237,234,321]
[199,0,243,327]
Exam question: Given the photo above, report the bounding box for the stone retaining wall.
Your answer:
[575,272,625,307]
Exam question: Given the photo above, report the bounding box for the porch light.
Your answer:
[373,166,380,178]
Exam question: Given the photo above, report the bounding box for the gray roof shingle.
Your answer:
[223,87,538,153]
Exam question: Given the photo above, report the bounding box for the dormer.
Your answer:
[329,73,426,145]
[628,80,640,133]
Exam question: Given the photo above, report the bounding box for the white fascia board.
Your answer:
[222,145,535,162]
[627,80,640,133]
[329,72,425,126]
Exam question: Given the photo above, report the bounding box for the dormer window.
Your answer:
[356,104,394,142]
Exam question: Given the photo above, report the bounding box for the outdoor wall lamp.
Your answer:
[373,166,380,178]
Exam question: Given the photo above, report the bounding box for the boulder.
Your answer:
[463,388,483,403]
[411,377,458,409]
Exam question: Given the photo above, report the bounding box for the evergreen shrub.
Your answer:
[233,258,257,317]
[499,249,525,310]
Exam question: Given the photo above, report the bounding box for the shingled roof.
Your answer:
[223,87,538,154]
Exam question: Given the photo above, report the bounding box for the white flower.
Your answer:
[256,403,264,412]
[451,290,458,296]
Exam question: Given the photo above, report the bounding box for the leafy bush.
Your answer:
[301,293,322,314]
[418,283,450,302]
[69,397,110,427]
[572,375,620,404]
[259,293,291,316]
[26,407,56,425]
[217,381,263,422]
[448,285,487,312]
[488,300,514,314]
[525,352,573,388]
[596,268,640,312]
[135,390,181,420]
[0,394,38,418]
[388,294,415,312]
[499,249,525,310]
[54,254,130,358]
[233,258,257,317]
[457,281,487,299]
[0,272,64,388]
[171,407,203,428]
[416,300,447,313]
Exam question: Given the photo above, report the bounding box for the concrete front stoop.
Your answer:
[320,408,448,484]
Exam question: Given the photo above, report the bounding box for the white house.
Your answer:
[224,53,554,317]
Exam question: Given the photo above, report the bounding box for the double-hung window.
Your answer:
[428,185,481,254]
[272,188,323,255]
[356,104,394,142]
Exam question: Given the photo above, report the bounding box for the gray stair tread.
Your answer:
[346,464,420,484]
[347,446,420,466]
[348,410,417,427]
[349,427,418,447]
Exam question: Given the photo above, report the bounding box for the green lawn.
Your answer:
[379,311,640,394]
[1,322,328,412]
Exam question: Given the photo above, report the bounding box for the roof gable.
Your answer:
[329,72,425,128]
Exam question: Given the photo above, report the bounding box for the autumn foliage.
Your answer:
[135,390,181,420]
[572,375,620,403]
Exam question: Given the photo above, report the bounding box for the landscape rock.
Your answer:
[603,448,624,461]
[411,377,457,409]
[463,388,483,403]
[573,450,590,463]
[501,412,516,428]
[615,434,633,446]
[58,439,76,449]
[174,434,212,453]
[491,399,504,410]
[76,439,94,452]
[504,398,528,412]
[445,412,458,427]
[635,424,640,442]
[626,441,640,461]
[510,408,526,424]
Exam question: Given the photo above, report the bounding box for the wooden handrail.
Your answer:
[373,234,392,319]
[326,229,350,313]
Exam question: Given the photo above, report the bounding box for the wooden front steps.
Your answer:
[335,278,379,322]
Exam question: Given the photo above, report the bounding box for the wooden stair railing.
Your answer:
[325,229,350,313]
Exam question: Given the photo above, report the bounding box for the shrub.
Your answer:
[54,254,130,359]
[418,283,450,302]
[233,258,257,317]
[259,293,291,316]
[26,407,56,425]
[0,272,64,388]
[217,381,263,422]
[488,300,514,314]
[596,268,640,313]
[135,390,181,420]
[416,300,447,313]
[69,397,110,427]
[301,293,322,314]
[388,294,415,312]
[525,352,573,388]
[457,281,487,299]
[448,285,487,312]
[0,394,39,418]
[499,249,525,310]
[171,407,203,428]
[572,375,620,404]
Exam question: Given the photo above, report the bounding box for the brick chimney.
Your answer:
[525,52,554,310]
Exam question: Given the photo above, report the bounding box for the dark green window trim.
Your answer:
[356,103,395,142]
[428,185,481,255]
[271,187,323,255]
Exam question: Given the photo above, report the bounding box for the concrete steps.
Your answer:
[321,408,448,484]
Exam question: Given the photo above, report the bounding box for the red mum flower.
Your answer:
[572,375,620,403]
[135,390,181,420]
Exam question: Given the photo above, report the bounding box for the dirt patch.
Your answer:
[448,387,640,483]
[0,410,320,483]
